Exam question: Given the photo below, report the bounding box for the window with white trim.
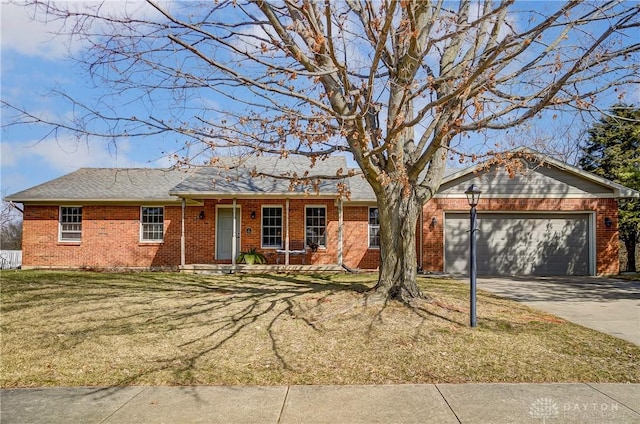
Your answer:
[59,206,82,242]
[305,206,326,248]
[262,206,283,248]
[141,206,164,241]
[368,207,380,248]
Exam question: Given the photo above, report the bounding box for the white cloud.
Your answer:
[1,137,149,172]
[0,135,176,194]
[1,1,175,59]
[234,22,279,56]
[1,2,72,59]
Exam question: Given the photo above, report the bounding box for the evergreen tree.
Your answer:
[580,105,640,272]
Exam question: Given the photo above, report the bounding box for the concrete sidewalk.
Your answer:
[2,383,639,423]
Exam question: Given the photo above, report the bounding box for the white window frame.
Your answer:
[140,206,164,242]
[305,205,327,249]
[261,205,283,249]
[59,206,82,242]
[368,207,380,249]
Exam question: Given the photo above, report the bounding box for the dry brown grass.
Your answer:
[1,270,638,387]
[616,273,640,281]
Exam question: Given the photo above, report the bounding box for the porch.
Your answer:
[181,263,346,274]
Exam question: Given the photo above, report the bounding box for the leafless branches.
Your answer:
[3,1,637,198]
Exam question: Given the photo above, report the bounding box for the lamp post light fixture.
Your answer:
[465,184,482,327]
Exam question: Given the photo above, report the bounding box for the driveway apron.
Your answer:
[473,276,640,345]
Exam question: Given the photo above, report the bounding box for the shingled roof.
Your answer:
[170,155,356,198]
[4,156,378,203]
[4,168,188,203]
[7,150,639,206]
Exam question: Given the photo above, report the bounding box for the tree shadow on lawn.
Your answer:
[2,271,382,390]
[5,271,638,394]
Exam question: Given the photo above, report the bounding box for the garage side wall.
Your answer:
[422,198,619,275]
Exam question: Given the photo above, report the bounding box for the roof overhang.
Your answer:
[7,198,202,206]
[170,191,342,200]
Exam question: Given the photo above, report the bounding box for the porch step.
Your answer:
[180,264,345,274]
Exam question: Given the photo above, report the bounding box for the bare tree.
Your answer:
[1,200,22,251]
[3,1,639,301]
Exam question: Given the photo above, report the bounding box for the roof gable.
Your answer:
[438,148,639,199]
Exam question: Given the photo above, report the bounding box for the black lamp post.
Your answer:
[465,184,482,327]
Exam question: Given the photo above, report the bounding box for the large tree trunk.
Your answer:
[371,184,424,302]
[624,238,637,272]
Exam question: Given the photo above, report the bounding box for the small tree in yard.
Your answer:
[3,1,639,301]
[1,200,22,251]
[579,105,640,272]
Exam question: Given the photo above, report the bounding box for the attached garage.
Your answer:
[420,149,639,276]
[444,212,593,276]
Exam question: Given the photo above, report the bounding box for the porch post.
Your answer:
[337,198,343,266]
[180,198,186,268]
[232,198,237,266]
[285,198,290,265]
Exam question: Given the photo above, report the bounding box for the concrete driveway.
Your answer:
[473,276,640,345]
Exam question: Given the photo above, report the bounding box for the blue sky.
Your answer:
[1,2,637,197]
[1,2,179,196]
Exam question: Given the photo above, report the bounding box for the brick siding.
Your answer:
[343,206,380,269]
[22,200,378,270]
[22,205,181,269]
[421,197,620,275]
[21,197,619,274]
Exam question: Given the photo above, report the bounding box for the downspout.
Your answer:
[337,198,343,266]
[232,198,237,266]
[419,206,424,273]
[285,198,290,265]
[180,198,186,269]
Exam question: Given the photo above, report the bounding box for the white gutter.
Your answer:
[4,198,185,204]
[168,191,342,200]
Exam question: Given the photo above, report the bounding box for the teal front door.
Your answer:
[216,207,241,260]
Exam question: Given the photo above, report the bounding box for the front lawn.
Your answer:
[1,271,638,387]
[616,273,640,281]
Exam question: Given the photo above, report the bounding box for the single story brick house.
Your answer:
[5,149,638,275]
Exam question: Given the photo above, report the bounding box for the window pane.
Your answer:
[262,207,282,247]
[369,207,379,225]
[60,207,82,241]
[305,207,326,247]
[369,207,380,248]
[141,207,164,241]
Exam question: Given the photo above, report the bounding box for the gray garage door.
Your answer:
[444,213,591,276]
